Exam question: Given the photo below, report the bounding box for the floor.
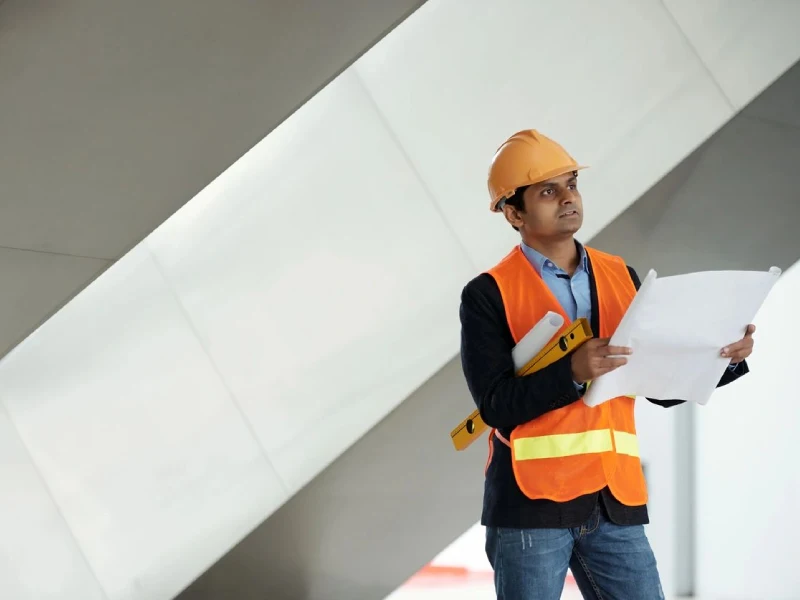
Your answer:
[389,582,583,599]
[390,584,691,600]
[387,569,693,600]
[387,569,584,600]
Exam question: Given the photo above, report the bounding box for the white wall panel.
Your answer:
[0,245,286,600]
[663,0,800,109]
[147,70,475,494]
[355,0,734,271]
[0,405,107,600]
[633,401,680,598]
[696,263,799,599]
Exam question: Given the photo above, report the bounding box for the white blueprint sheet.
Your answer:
[583,266,781,407]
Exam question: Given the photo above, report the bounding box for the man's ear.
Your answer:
[502,203,523,230]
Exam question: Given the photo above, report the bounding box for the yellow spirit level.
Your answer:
[450,318,593,451]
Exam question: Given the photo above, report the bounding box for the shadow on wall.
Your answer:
[591,60,800,275]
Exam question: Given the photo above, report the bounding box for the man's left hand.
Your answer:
[721,324,756,365]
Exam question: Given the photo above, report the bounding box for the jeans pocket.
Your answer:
[492,527,570,554]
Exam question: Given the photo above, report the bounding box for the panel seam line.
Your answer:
[351,69,479,273]
[0,244,111,261]
[659,0,737,112]
[145,244,291,494]
[0,402,112,600]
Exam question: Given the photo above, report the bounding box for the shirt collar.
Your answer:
[520,240,588,276]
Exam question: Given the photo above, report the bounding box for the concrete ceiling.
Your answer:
[176,59,800,600]
[0,0,426,358]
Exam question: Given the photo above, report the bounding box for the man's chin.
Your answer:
[558,222,582,235]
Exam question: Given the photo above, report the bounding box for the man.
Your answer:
[459,129,755,599]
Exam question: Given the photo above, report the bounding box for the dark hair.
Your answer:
[503,185,529,231]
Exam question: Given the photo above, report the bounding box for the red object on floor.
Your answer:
[403,564,577,589]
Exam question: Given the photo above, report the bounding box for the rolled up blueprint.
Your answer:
[512,311,565,371]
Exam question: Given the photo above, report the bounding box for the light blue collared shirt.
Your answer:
[520,241,591,324]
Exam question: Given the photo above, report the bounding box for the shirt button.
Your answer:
[546,261,553,268]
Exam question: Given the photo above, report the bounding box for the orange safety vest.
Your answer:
[486,245,647,506]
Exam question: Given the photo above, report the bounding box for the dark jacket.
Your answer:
[459,255,748,529]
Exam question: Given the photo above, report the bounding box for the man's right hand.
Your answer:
[570,338,631,384]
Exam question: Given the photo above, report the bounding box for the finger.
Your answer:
[722,339,753,353]
[721,326,756,356]
[726,348,752,361]
[593,362,627,377]
[596,357,628,370]
[721,339,753,357]
[725,325,756,349]
[604,345,632,357]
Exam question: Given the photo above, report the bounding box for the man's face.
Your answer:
[503,172,583,238]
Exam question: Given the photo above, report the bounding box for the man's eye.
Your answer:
[542,188,554,196]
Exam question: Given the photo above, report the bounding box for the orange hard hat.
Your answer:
[487,129,587,212]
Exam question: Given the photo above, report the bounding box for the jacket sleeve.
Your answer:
[625,265,749,409]
[459,274,581,429]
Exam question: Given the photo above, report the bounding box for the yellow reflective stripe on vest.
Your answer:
[513,429,640,460]
[513,429,613,460]
[613,430,639,457]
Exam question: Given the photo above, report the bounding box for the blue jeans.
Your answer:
[485,506,664,599]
